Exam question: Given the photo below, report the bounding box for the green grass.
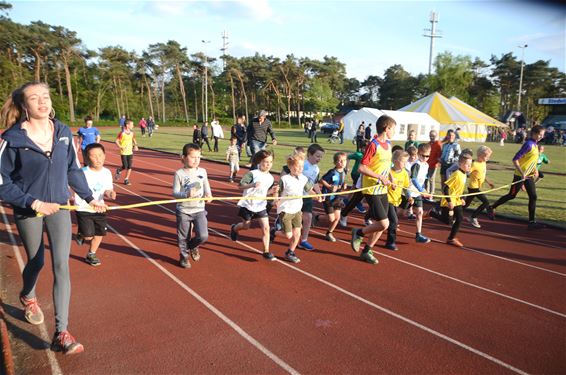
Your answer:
[95,126,566,227]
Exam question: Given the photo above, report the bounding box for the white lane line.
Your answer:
[113,186,529,375]
[0,206,63,375]
[310,228,566,319]
[105,194,299,375]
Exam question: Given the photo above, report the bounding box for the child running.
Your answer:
[489,125,546,229]
[226,136,240,182]
[536,144,549,180]
[298,144,324,251]
[114,119,138,185]
[406,143,433,243]
[314,152,348,242]
[385,150,411,251]
[351,115,396,264]
[273,154,317,263]
[230,150,279,260]
[173,143,212,269]
[74,143,116,266]
[430,153,472,247]
[405,145,418,220]
[464,146,494,228]
[339,141,369,227]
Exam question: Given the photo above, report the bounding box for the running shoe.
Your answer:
[486,207,495,220]
[230,224,238,241]
[124,179,131,185]
[179,254,190,268]
[19,295,44,325]
[528,222,546,230]
[51,331,84,355]
[468,217,481,228]
[415,233,431,243]
[75,233,84,246]
[407,214,417,220]
[325,232,337,242]
[447,238,464,247]
[190,247,200,262]
[339,216,348,228]
[364,218,373,226]
[285,250,301,263]
[114,168,121,181]
[85,252,101,266]
[351,228,363,252]
[355,203,367,214]
[384,242,398,251]
[262,252,275,261]
[360,250,378,264]
[297,240,314,251]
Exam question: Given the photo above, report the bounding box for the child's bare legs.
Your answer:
[124,168,132,181]
[328,210,341,233]
[300,212,312,242]
[83,235,103,254]
[363,219,389,248]
[415,207,423,233]
[257,217,270,253]
[285,228,301,252]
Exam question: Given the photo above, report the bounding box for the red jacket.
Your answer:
[427,140,442,169]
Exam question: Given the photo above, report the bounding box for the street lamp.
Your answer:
[517,44,528,112]
[202,40,211,123]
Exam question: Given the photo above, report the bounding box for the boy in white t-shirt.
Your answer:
[230,150,279,260]
[273,154,316,263]
[74,143,115,266]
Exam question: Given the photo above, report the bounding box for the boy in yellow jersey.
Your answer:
[114,119,138,185]
[430,153,472,247]
[489,125,545,229]
[464,146,494,228]
[384,150,410,251]
[351,115,396,264]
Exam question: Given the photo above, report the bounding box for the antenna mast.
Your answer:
[423,11,442,75]
[221,30,229,70]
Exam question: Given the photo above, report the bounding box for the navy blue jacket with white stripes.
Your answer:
[0,119,93,210]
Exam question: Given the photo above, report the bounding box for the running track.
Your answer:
[1,142,565,374]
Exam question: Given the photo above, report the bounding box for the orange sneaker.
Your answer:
[20,295,44,325]
[51,331,84,355]
[447,238,463,247]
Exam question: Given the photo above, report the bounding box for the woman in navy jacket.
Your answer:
[0,82,106,355]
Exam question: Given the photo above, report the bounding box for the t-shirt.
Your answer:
[537,153,549,170]
[347,151,363,179]
[77,127,100,150]
[226,145,239,164]
[277,174,310,214]
[172,167,211,214]
[361,137,392,195]
[388,168,410,207]
[468,161,487,189]
[321,168,346,202]
[513,139,539,177]
[404,140,420,151]
[116,130,135,156]
[408,160,429,198]
[441,142,461,166]
[75,167,113,212]
[303,159,320,189]
[427,141,442,169]
[441,169,467,207]
[237,170,275,212]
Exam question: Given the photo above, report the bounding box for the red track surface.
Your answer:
[1,142,565,374]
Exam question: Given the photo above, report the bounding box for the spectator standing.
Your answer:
[247,110,277,158]
[355,123,365,152]
[309,120,318,143]
[192,124,201,146]
[138,117,147,137]
[338,119,345,144]
[146,116,155,137]
[230,114,247,157]
[200,122,212,152]
[364,122,372,141]
[211,118,224,152]
[425,130,442,198]
[118,115,126,130]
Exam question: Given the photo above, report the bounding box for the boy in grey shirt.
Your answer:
[173,143,212,268]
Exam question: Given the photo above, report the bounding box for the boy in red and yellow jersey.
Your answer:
[351,115,396,264]
[430,153,472,247]
[489,125,545,229]
[114,119,138,185]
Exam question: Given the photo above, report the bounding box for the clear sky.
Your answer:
[7,0,565,80]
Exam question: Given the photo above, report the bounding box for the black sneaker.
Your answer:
[262,252,275,261]
[85,252,101,266]
[528,222,546,230]
[114,168,121,181]
[179,254,190,269]
[75,233,84,246]
[190,247,200,262]
[230,224,238,241]
[285,250,300,263]
[124,179,131,185]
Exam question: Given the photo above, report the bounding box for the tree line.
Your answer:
[1,1,564,126]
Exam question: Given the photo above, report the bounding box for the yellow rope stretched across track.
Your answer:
[59,173,534,213]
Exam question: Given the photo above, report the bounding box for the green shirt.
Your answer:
[537,153,549,170]
[404,140,420,151]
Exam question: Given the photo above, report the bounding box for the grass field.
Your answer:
[95,126,566,227]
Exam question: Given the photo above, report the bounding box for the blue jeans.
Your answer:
[249,140,266,156]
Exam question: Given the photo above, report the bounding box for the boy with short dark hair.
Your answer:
[74,143,115,266]
[77,115,101,165]
[298,143,324,251]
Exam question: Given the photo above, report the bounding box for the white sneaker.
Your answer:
[339,216,348,227]
[469,217,481,228]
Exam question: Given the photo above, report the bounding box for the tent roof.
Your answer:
[380,110,440,126]
[398,92,505,127]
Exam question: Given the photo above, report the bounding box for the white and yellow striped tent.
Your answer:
[399,92,506,142]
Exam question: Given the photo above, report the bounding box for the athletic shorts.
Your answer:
[238,207,268,221]
[301,198,313,213]
[76,211,107,237]
[121,154,133,170]
[400,195,423,209]
[323,197,344,214]
[364,194,389,221]
[280,211,302,233]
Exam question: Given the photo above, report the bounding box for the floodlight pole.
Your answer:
[517,44,528,112]
[423,11,442,75]
[202,40,211,123]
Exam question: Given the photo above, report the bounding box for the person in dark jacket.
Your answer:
[247,110,277,157]
[230,114,247,158]
[192,124,202,146]
[200,122,212,152]
[0,82,106,355]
